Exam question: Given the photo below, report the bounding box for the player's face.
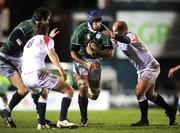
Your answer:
[44,15,51,24]
[112,25,119,35]
[92,20,102,31]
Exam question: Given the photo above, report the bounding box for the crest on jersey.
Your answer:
[96,33,102,39]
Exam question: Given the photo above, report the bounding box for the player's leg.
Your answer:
[131,79,151,126]
[37,88,49,130]
[146,84,177,125]
[7,72,29,111]
[31,92,53,127]
[53,79,78,128]
[0,72,29,128]
[76,76,89,127]
[88,80,100,100]
[87,59,101,101]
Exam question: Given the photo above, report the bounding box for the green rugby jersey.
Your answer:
[0,19,36,57]
[71,22,113,58]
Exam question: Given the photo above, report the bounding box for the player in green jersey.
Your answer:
[0,7,58,128]
[71,10,113,126]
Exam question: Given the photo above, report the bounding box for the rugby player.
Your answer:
[21,21,78,129]
[110,20,177,126]
[0,7,58,128]
[168,65,180,114]
[71,10,113,126]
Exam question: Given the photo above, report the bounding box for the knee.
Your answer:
[88,88,100,100]
[135,89,145,99]
[66,86,74,97]
[77,80,88,91]
[18,86,29,96]
[41,89,49,99]
[146,93,157,101]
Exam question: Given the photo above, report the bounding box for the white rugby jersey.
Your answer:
[113,32,159,74]
[21,35,54,73]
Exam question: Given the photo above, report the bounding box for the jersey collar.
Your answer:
[87,23,97,33]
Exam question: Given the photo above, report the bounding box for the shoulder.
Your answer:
[127,32,142,44]
[15,19,34,34]
[99,23,110,32]
[43,36,54,47]
[18,19,34,28]
[73,22,88,35]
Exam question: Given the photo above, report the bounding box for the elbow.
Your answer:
[71,51,77,60]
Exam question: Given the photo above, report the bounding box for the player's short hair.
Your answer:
[113,21,128,34]
[34,21,49,35]
[33,7,51,22]
[88,10,102,25]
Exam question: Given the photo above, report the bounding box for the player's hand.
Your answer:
[86,41,101,58]
[84,62,97,71]
[49,28,59,38]
[59,69,67,81]
[168,68,175,78]
[102,30,113,38]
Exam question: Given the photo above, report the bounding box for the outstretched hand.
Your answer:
[168,68,175,78]
[84,62,97,71]
[59,69,67,81]
[49,28,59,38]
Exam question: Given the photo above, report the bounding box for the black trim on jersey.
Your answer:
[114,34,130,44]
[71,44,81,52]
[10,29,25,46]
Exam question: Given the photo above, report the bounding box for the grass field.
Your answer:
[0,108,180,133]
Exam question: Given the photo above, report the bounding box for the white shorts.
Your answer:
[21,68,59,94]
[138,66,160,84]
[0,52,22,77]
[73,58,102,81]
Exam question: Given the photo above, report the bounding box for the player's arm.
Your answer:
[113,34,130,44]
[71,45,95,70]
[168,65,180,78]
[47,48,67,81]
[96,35,113,58]
[95,47,113,58]
[102,30,130,44]
[9,29,26,46]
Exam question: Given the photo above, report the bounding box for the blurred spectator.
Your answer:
[168,65,180,115]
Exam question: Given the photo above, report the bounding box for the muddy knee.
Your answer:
[77,80,88,90]
[88,88,100,100]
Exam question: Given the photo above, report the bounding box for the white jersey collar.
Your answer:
[87,23,97,33]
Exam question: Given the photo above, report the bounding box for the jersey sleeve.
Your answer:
[8,28,26,46]
[114,34,130,44]
[101,34,113,49]
[71,26,84,52]
[100,24,113,49]
[127,32,142,44]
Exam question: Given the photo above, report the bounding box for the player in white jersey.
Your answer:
[21,22,78,129]
[110,21,177,126]
[168,65,180,114]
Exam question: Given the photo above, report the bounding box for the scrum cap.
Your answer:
[88,10,102,26]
